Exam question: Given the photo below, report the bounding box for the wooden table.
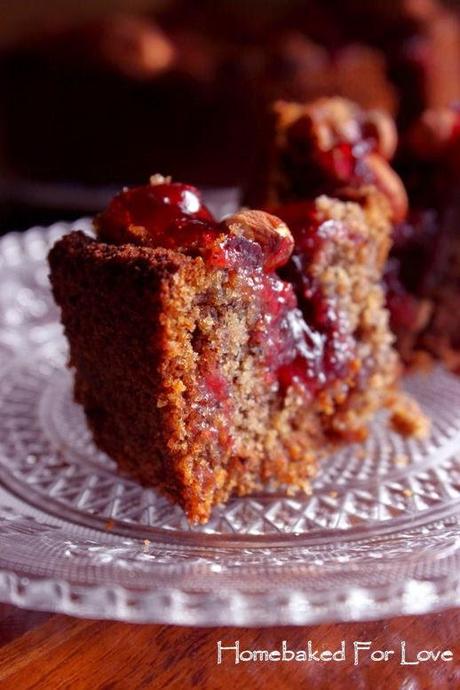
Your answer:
[0,604,458,689]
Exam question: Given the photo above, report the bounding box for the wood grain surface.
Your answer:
[0,605,459,689]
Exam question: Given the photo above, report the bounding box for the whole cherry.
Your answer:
[95,174,214,246]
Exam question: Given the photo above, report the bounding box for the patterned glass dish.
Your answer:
[1,195,460,626]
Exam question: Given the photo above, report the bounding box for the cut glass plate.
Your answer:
[0,204,460,625]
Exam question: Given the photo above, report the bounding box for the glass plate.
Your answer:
[1,212,460,626]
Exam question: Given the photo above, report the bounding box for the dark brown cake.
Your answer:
[49,176,412,523]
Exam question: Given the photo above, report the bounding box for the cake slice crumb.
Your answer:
[389,393,430,438]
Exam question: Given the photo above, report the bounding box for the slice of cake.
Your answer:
[256,96,460,372]
[49,176,405,523]
[249,96,408,224]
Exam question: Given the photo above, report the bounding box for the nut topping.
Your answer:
[362,110,398,160]
[150,173,172,185]
[223,210,295,272]
[360,153,408,223]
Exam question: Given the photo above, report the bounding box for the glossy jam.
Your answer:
[248,273,312,390]
[104,181,212,227]
[98,181,357,399]
[97,181,296,274]
[275,202,356,393]
[96,181,217,250]
[285,114,375,196]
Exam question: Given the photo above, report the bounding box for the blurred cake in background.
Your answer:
[0,11,260,188]
[249,93,460,373]
[0,0,459,201]
[388,105,460,367]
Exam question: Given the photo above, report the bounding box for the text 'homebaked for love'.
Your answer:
[216,640,454,666]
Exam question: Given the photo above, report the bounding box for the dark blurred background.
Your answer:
[0,0,459,232]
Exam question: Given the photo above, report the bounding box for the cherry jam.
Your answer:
[96,181,217,250]
[274,202,356,393]
[97,180,358,400]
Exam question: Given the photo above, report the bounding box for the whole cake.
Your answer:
[48,175,420,523]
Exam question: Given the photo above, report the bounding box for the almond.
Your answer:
[362,110,398,160]
[360,153,408,223]
[149,173,172,185]
[223,210,294,271]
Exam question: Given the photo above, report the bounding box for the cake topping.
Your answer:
[96,177,296,274]
[95,176,224,255]
[222,210,294,271]
[271,97,407,222]
[96,177,214,245]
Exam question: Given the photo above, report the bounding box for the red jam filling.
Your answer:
[97,182,358,401]
[274,201,357,393]
[286,115,376,193]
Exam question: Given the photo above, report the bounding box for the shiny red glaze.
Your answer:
[317,142,356,183]
[149,216,223,254]
[285,114,376,192]
[97,181,295,274]
[272,200,328,253]
[274,203,356,392]
[97,181,215,245]
[98,182,358,400]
